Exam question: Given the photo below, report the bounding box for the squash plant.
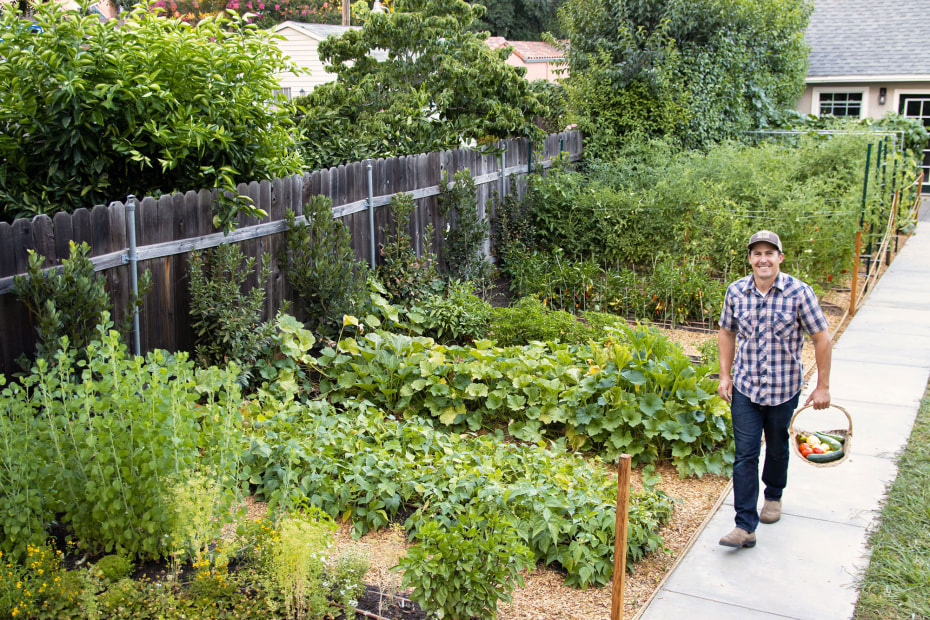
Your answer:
[308,320,732,477]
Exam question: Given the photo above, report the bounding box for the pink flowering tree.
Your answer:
[150,0,341,26]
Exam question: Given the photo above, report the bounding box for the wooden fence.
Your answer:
[0,131,582,374]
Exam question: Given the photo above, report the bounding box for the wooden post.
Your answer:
[850,230,862,317]
[342,0,350,25]
[611,454,632,620]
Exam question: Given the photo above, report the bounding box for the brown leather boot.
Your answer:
[719,527,756,548]
[760,499,782,524]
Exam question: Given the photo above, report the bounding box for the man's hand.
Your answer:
[717,375,733,403]
[803,386,830,410]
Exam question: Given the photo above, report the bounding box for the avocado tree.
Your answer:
[296,0,546,170]
[558,0,812,156]
[0,1,304,228]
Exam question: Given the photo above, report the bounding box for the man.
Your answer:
[717,230,832,548]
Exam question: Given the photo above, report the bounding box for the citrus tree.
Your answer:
[0,1,304,227]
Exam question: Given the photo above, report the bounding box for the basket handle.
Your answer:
[789,403,853,436]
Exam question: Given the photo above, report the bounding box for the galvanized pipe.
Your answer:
[367,162,375,269]
[126,195,141,357]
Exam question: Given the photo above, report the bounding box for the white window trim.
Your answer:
[894,88,930,115]
[812,86,870,118]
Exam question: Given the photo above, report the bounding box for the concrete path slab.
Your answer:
[646,509,868,619]
[636,205,930,620]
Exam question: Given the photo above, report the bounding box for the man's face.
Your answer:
[748,242,784,281]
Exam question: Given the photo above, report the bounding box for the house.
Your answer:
[796,0,930,182]
[272,22,391,98]
[485,36,566,83]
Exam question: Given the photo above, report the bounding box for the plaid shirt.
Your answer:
[719,272,828,406]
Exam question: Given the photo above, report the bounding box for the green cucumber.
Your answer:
[819,431,846,443]
[813,432,844,452]
[807,449,844,463]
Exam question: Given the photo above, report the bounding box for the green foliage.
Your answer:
[261,507,337,620]
[488,296,594,346]
[490,176,536,272]
[296,0,545,170]
[95,553,135,582]
[558,0,812,155]
[467,0,567,39]
[0,328,246,562]
[528,79,570,134]
[244,399,674,588]
[399,503,533,619]
[377,193,440,304]
[0,542,85,620]
[326,548,370,609]
[12,242,111,364]
[438,169,491,282]
[188,243,275,383]
[0,2,303,228]
[413,279,492,345]
[279,196,370,336]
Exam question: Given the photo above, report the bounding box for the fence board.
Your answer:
[0,132,583,373]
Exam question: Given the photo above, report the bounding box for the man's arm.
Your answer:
[803,328,832,409]
[717,327,736,403]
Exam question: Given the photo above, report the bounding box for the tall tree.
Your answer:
[297,0,545,170]
[559,0,812,155]
[468,0,567,40]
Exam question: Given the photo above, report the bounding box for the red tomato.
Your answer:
[799,445,813,458]
[799,442,811,452]
[811,446,825,454]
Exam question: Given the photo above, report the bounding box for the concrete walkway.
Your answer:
[638,206,930,620]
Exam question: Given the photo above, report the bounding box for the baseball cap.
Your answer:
[747,230,782,253]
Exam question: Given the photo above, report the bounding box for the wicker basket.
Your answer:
[789,404,852,468]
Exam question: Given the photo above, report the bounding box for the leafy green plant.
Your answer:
[259,506,338,620]
[399,503,533,620]
[0,326,246,562]
[378,193,441,304]
[488,296,594,346]
[279,196,370,335]
[491,176,537,273]
[94,553,135,583]
[0,2,302,228]
[12,242,110,364]
[0,542,85,619]
[189,243,275,383]
[413,279,492,344]
[326,548,370,609]
[243,396,675,589]
[438,169,491,282]
[297,0,544,170]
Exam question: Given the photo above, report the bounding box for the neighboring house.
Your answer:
[485,36,566,83]
[272,22,389,98]
[797,0,930,182]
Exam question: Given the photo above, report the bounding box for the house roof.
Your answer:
[273,22,361,41]
[483,37,565,63]
[806,0,930,82]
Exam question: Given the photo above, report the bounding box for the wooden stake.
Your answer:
[850,230,862,317]
[342,0,350,25]
[611,454,632,620]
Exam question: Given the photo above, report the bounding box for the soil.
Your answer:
[325,282,856,620]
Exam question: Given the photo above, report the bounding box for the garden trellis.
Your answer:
[0,132,582,374]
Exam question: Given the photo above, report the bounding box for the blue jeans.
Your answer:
[731,388,800,532]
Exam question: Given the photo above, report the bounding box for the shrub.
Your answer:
[378,193,440,304]
[188,243,275,383]
[399,504,533,620]
[279,196,370,336]
[413,279,492,344]
[0,327,245,562]
[438,169,491,282]
[0,2,302,228]
[95,554,135,582]
[488,296,593,346]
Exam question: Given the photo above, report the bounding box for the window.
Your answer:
[818,92,863,117]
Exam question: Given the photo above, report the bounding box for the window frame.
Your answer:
[813,87,870,118]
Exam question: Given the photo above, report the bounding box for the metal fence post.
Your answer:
[367,162,376,270]
[125,195,141,357]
